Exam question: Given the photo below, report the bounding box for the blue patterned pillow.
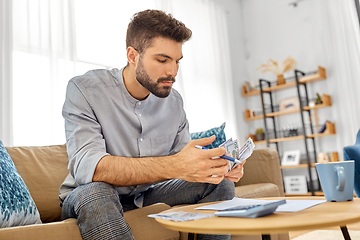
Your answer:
[190,122,226,149]
[0,141,41,227]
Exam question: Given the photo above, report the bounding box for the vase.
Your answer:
[256,133,265,141]
[276,74,285,85]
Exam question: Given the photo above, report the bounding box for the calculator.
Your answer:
[214,199,286,218]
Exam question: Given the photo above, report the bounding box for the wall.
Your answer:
[214,0,340,183]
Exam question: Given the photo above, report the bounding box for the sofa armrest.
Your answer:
[235,148,284,197]
[0,219,82,240]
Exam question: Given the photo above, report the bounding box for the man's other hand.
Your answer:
[173,135,231,184]
[225,160,245,183]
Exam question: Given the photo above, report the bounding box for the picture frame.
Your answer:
[278,96,300,111]
[281,150,301,166]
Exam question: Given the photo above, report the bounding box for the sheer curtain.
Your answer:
[319,0,360,152]
[3,0,236,146]
[11,0,77,146]
[159,0,238,138]
[0,0,13,146]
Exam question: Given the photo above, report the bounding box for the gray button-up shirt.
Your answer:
[59,68,190,206]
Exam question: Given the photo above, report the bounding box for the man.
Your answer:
[60,9,244,240]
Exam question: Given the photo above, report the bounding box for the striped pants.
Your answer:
[61,179,234,240]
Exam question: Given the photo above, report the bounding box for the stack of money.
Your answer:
[219,138,255,170]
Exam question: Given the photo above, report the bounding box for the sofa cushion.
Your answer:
[5,144,69,223]
[0,141,41,227]
[190,122,226,149]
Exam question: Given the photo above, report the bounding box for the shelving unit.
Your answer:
[243,66,337,196]
[242,66,326,97]
[244,93,331,120]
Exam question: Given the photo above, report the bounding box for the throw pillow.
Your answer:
[0,141,42,227]
[190,122,226,149]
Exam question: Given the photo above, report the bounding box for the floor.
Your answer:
[289,218,360,239]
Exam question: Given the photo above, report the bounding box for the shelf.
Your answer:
[298,66,327,84]
[254,140,266,145]
[244,108,301,121]
[269,135,304,143]
[307,122,336,138]
[280,155,339,169]
[307,132,336,138]
[245,115,263,121]
[245,94,331,122]
[303,94,332,110]
[262,66,326,93]
[281,163,316,169]
[242,66,326,97]
[268,128,336,143]
[242,86,260,97]
[266,124,335,142]
[244,109,263,121]
[266,108,300,117]
[285,191,324,197]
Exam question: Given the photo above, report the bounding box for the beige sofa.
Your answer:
[0,144,288,240]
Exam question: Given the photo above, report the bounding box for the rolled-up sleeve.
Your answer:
[62,80,109,185]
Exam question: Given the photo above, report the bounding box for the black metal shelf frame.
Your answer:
[259,79,279,154]
[259,69,322,195]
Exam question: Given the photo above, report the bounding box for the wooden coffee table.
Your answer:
[155,197,360,240]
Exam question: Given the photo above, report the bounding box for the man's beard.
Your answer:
[135,59,175,98]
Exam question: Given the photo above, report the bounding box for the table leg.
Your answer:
[262,234,271,240]
[188,233,195,240]
[340,226,351,240]
[188,233,272,240]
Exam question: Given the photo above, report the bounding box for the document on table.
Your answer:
[195,197,326,212]
[276,199,326,212]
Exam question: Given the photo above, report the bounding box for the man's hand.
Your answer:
[172,135,231,184]
[93,135,246,187]
[225,160,246,182]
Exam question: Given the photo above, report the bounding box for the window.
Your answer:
[11,0,236,146]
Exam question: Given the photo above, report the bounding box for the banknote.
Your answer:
[238,138,256,161]
[219,138,233,148]
[221,137,255,170]
[148,211,214,222]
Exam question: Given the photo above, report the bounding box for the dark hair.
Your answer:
[126,9,192,53]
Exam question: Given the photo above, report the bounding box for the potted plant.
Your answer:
[255,128,265,141]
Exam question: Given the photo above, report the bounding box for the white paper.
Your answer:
[275,200,326,212]
[196,197,326,212]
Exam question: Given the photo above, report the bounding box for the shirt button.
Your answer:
[138,113,142,117]
[138,102,142,106]
[139,138,143,142]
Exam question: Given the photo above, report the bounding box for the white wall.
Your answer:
[216,0,338,151]
[214,0,345,183]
